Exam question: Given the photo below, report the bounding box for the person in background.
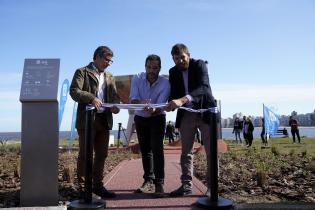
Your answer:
[244,117,254,147]
[261,118,268,146]
[166,121,175,144]
[232,117,242,144]
[70,46,120,198]
[165,43,216,197]
[129,54,170,197]
[289,116,301,143]
[242,115,248,145]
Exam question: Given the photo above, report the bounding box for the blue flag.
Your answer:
[59,79,70,128]
[263,105,280,136]
[69,102,78,146]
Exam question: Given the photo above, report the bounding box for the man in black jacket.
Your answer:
[165,43,216,197]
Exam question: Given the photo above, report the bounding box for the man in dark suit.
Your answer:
[165,43,216,197]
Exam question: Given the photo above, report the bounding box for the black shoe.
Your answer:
[170,184,192,197]
[134,180,154,193]
[154,183,165,198]
[93,187,116,198]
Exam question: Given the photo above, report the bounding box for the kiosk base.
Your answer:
[69,199,105,210]
[197,196,233,210]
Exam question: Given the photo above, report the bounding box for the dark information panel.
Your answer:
[20,59,60,102]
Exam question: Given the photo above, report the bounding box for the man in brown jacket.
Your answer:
[70,46,120,198]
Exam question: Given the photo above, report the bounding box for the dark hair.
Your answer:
[93,46,114,60]
[145,54,161,68]
[171,43,189,56]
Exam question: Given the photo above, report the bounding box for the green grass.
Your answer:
[226,137,315,156]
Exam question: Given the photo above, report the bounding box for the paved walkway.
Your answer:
[103,153,207,210]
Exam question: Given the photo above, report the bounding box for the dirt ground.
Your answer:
[194,148,315,203]
[0,145,314,207]
[0,148,132,207]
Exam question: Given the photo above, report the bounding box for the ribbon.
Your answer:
[86,103,217,113]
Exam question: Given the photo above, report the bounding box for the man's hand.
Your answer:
[143,106,155,113]
[110,106,120,114]
[92,98,103,110]
[165,97,188,112]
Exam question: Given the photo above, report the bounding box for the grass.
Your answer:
[226,137,315,156]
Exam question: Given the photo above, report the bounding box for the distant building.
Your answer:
[311,110,315,126]
[297,114,312,126]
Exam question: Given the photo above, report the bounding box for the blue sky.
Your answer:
[0,0,314,132]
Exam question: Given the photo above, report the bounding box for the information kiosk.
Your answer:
[19,59,60,206]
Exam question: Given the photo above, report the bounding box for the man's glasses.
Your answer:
[104,57,113,65]
[101,55,113,65]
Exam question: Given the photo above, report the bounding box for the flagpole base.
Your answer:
[69,199,105,210]
[197,196,233,210]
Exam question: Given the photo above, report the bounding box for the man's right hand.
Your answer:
[165,97,188,112]
[92,98,103,110]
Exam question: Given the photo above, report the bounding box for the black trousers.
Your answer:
[166,132,174,143]
[291,129,301,143]
[134,114,166,184]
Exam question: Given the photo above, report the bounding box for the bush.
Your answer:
[271,146,280,156]
[301,149,307,157]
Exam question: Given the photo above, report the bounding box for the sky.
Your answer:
[0,0,314,132]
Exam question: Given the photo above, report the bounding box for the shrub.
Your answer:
[301,149,307,157]
[289,149,295,156]
[271,146,280,156]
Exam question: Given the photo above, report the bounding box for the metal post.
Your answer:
[84,108,94,203]
[197,108,233,209]
[69,106,105,210]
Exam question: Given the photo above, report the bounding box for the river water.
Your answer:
[1,127,314,141]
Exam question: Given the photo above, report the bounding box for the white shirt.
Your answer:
[92,63,106,113]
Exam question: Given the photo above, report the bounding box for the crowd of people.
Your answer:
[232,116,254,147]
[231,115,301,147]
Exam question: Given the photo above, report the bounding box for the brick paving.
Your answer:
[102,153,207,210]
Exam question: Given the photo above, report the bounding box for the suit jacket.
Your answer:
[168,59,216,127]
[70,62,120,130]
